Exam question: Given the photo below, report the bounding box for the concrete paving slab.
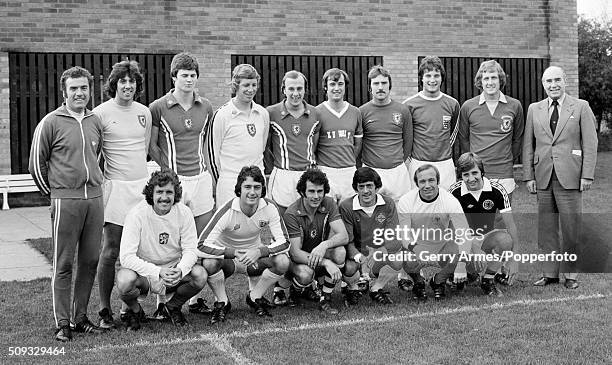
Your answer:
[0,206,53,281]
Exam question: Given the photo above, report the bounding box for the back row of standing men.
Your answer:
[29,52,597,341]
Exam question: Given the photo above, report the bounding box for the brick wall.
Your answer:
[0,0,577,174]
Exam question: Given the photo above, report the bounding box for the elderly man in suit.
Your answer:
[523,66,598,289]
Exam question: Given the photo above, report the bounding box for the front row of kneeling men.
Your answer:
[117,151,518,330]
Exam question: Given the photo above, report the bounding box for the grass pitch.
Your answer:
[2,152,612,364]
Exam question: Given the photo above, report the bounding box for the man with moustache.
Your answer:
[117,170,206,329]
[315,68,363,203]
[207,64,270,206]
[29,66,106,341]
[266,70,320,216]
[523,66,597,289]
[93,60,152,329]
[359,65,413,202]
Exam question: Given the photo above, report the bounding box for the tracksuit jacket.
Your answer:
[29,104,104,199]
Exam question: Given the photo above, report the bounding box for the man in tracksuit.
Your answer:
[29,66,106,342]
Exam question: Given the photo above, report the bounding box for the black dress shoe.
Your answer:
[533,277,560,286]
[564,279,579,289]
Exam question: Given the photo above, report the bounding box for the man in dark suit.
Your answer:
[523,66,598,289]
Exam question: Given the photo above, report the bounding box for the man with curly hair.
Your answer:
[117,169,206,330]
[93,60,152,329]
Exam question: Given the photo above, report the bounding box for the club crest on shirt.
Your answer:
[247,123,257,137]
[159,232,169,245]
[500,115,513,132]
[233,224,241,230]
[392,113,402,125]
[482,199,495,210]
[137,115,146,128]
[184,118,193,129]
[442,115,451,130]
[375,213,386,224]
[259,220,268,228]
[292,124,301,136]
[310,228,318,238]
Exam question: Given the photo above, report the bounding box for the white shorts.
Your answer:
[365,163,411,202]
[408,158,456,191]
[215,174,238,208]
[488,178,516,194]
[103,177,148,225]
[319,165,356,203]
[179,172,214,216]
[268,167,303,207]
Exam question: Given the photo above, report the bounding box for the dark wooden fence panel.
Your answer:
[9,52,174,174]
[417,56,549,113]
[231,55,383,108]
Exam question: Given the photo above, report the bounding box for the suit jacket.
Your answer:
[522,95,598,190]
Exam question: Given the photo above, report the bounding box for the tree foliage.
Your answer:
[578,16,612,132]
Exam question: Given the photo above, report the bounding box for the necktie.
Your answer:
[550,100,559,134]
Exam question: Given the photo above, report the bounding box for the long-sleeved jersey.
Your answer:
[198,197,290,259]
[119,200,199,279]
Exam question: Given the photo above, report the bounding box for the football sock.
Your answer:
[248,275,260,291]
[156,294,167,306]
[276,276,292,291]
[370,266,395,292]
[250,269,281,300]
[167,281,200,309]
[118,287,140,308]
[188,289,205,306]
[342,271,360,290]
[207,270,229,305]
[398,269,410,280]
[322,275,336,295]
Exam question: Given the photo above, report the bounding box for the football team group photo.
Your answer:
[28,51,601,345]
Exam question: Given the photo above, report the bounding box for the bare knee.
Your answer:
[293,264,314,285]
[343,259,360,276]
[271,254,290,274]
[116,269,138,294]
[189,264,207,289]
[203,258,223,274]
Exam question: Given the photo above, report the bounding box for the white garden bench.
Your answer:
[0,174,40,210]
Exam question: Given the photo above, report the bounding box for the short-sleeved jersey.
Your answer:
[206,100,270,181]
[266,101,320,171]
[397,188,471,251]
[149,90,213,176]
[339,194,400,255]
[359,100,413,169]
[403,92,460,162]
[458,93,524,179]
[93,99,152,181]
[315,101,363,168]
[283,196,340,253]
[197,197,289,258]
[448,177,511,234]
